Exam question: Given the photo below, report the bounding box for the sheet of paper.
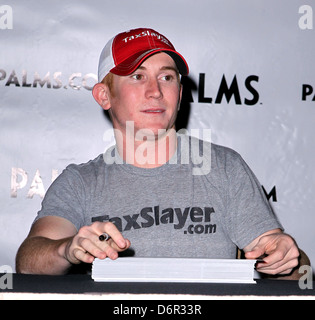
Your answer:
[92,257,257,284]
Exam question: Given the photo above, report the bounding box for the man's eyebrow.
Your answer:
[137,65,179,73]
[160,66,179,73]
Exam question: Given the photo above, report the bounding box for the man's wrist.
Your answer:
[56,237,76,268]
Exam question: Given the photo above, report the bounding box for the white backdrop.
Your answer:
[1,0,314,271]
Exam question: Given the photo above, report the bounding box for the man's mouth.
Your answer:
[142,108,165,113]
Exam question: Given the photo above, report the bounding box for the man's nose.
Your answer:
[145,78,163,99]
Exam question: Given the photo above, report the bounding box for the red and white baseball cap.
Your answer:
[97,28,189,82]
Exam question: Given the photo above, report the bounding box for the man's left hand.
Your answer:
[244,229,300,275]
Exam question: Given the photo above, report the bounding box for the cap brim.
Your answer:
[110,49,189,76]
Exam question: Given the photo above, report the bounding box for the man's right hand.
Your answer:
[64,221,131,264]
[16,216,131,275]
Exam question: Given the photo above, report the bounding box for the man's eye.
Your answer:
[132,74,143,80]
[162,75,173,81]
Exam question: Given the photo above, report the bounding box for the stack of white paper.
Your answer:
[92,258,257,284]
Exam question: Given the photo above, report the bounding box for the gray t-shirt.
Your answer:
[35,134,282,258]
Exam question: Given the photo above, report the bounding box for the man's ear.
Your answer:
[92,83,111,111]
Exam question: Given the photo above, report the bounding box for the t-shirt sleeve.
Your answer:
[222,149,283,250]
[33,165,86,231]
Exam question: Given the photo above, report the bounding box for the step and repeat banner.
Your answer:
[1,1,314,270]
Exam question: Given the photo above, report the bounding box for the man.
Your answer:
[16,28,303,277]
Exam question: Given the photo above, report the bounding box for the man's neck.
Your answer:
[115,127,178,168]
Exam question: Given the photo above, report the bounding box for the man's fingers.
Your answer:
[101,222,129,249]
[72,237,119,263]
[106,238,131,253]
[81,234,125,260]
[254,241,299,274]
[256,256,299,275]
[91,221,129,250]
[72,248,94,264]
[79,237,107,259]
[244,246,266,260]
[66,221,131,265]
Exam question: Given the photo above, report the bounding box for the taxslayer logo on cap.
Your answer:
[98,28,189,82]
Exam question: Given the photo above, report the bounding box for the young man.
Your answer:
[16,28,302,277]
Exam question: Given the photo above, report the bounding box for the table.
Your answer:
[0,273,314,300]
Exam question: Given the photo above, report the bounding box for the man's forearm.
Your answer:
[16,236,73,275]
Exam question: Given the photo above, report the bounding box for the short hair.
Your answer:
[101,72,114,96]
